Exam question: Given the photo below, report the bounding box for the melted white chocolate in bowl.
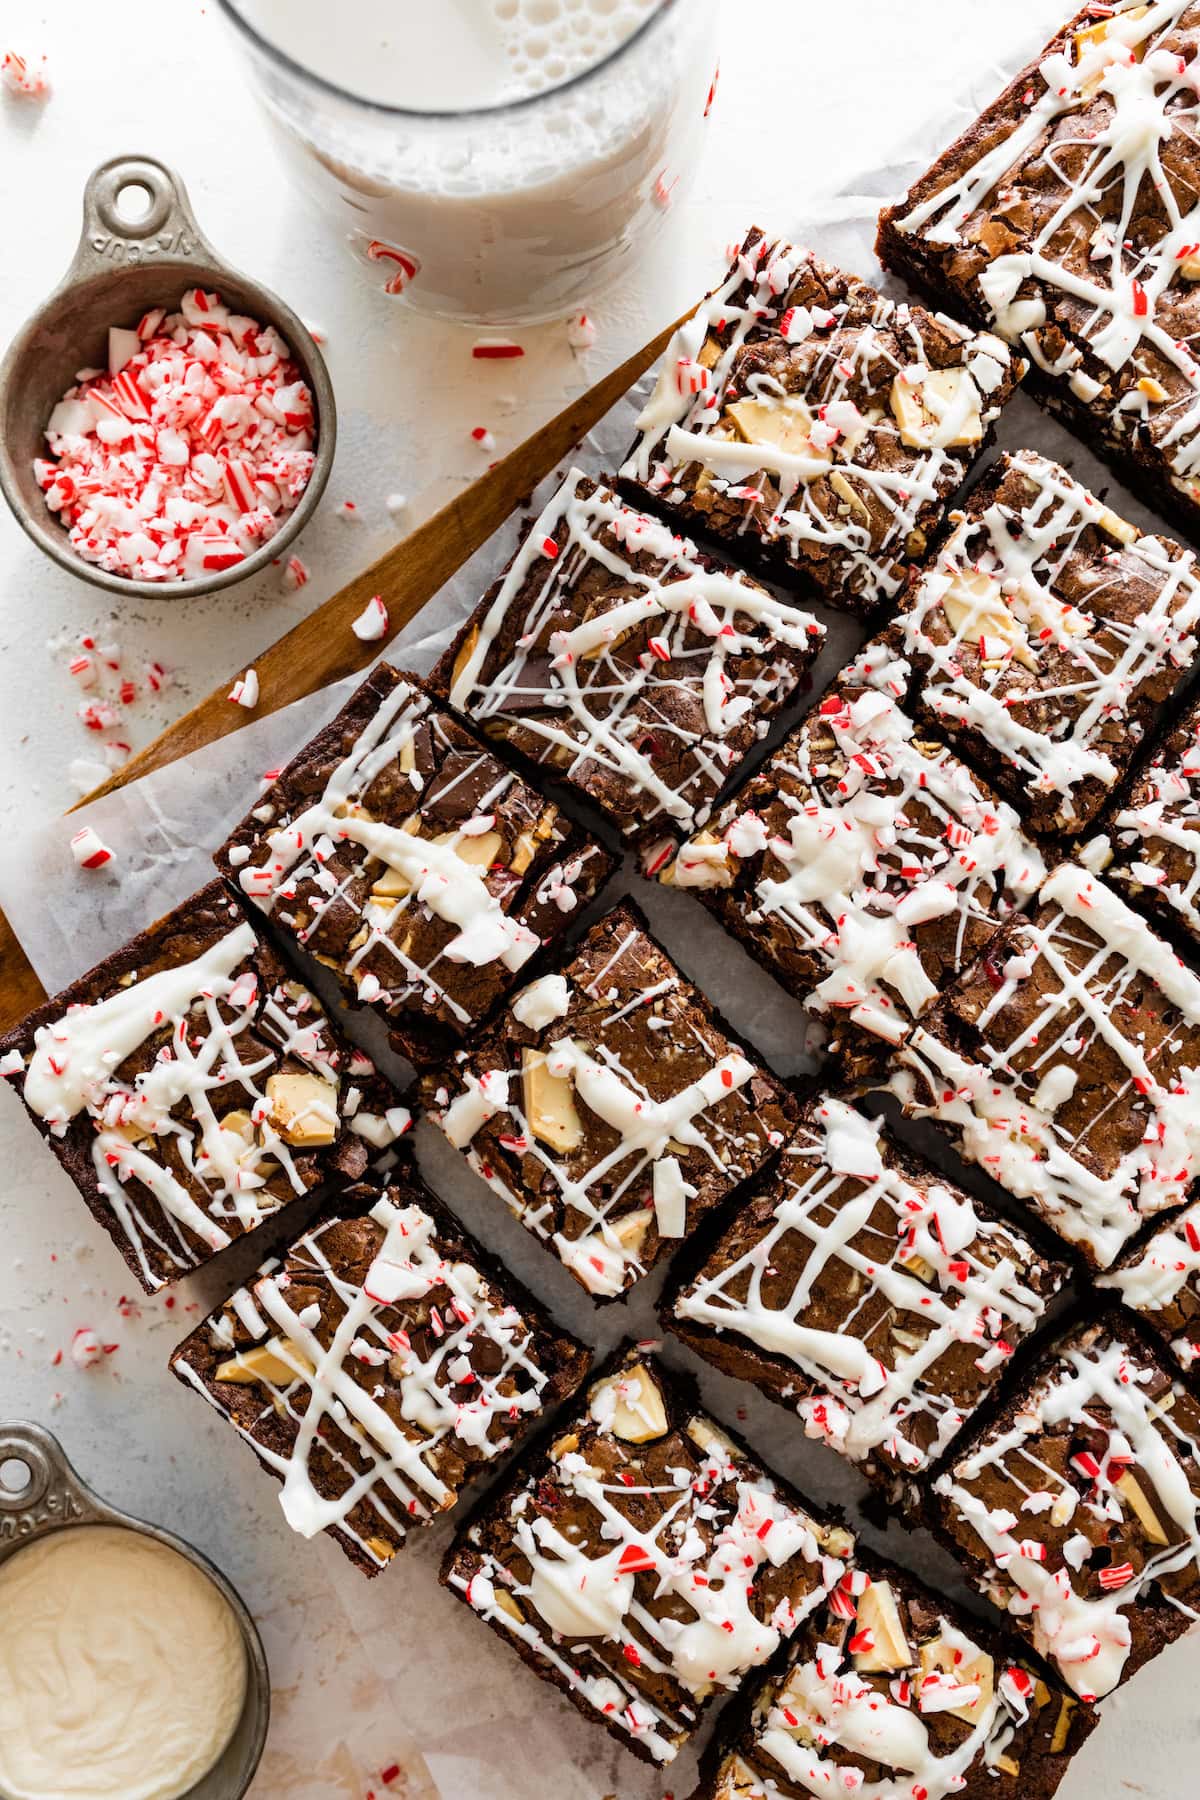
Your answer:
[0,1526,247,1800]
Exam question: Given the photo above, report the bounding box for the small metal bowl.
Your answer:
[0,1420,270,1799]
[0,153,335,600]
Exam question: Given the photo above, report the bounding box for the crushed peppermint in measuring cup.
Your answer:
[35,289,316,583]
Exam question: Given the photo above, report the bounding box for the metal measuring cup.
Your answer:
[0,153,336,599]
[0,1420,270,1799]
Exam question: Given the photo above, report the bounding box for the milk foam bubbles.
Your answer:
[246,0,661,111]
[226,0,718,320]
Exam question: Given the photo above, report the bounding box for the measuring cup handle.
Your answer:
[0,1421,102,1541]
[65,154,216,285]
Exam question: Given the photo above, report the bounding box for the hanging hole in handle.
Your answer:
[115,181,154,225]
[0,1456,34,1501]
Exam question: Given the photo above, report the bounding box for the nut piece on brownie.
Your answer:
[619,227,1021,614]
[171,1165,589,1576]
[441,1343,854,1766]
[430,468,825,842]
[423,899,795,1300]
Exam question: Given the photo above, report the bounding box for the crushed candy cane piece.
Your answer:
[70,826,114,870]
[336,500,360,522]
[1,49,49,97]
[228,668,260,709]
[470,427,495,451]
[352,594,389,642]
[70,1327,107,1370]
[283,554,309,590]
[37,289,316,583]
[566,311,597,350]
[472,338,524,360]
[386,492,408,519]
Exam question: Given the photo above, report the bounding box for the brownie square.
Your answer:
[877,4,1200,546]
[894,451,1200,838]
[930,1317,1200,1702]
[695,1551,1095,1800]
[215,664,613,1066]
[665,1095,1066,1483]
[618,227,1021,615]
[440,1344,855,1767]
[1107,686,1200,946]
[893,861,1200,1270]
[430,469,825,841]
[423,899,796,1299]
[1100,1200,1200,1371]
[170,1168,590,1577]
[659,670,1046,1074]
[0,880,399,1293]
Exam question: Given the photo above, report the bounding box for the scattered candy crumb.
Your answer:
[37,289,316,582]
[385,492,408,520]
[228,667,260,709]
[283,554,310,590]
[351,594,389,642]
[303,319,327,345]
[566,311,596,350]
[69,1327,112,1371]
[336,500,361,522]
[69,826,115,871]
[472,338,524,360]
[470,427,495,451]
[1,49,49,98]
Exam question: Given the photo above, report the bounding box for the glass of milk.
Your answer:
[217,0,720,324]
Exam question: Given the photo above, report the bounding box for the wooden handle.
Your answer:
[0,320,678,1032]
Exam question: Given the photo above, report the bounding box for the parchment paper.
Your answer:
[0,39,1158,1797]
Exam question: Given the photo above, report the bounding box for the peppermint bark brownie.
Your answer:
[696,1554,1095,1800]
[664,1096,1066,1484]
[1106,687,1200,946]
[1100,1202,1200,1370]
[0,881,396,1293]
[929,1317,1200,1702]
[171,1170,589,1577]
[216,664,613,1066]
[892,450,1200,838]
[440,1344,854,1767]
[431,469,825,841]
[423,900,795,1300]
[878,3,1200,544]
[618,228,1022,615]
[660,671,1046,1074]
[893,862,1200,1271]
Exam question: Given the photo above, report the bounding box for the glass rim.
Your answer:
[214,0,684,122]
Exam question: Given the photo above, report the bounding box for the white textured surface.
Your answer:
[0,2,1194,1796]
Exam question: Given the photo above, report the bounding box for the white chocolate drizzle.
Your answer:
[447,468,823,833]
[667,679,1045,1045]
[1100,1200,1200,1366]
[935,1326,1200,1700]
[1112,691,1200,939]
[893,3,1200,505]
[674,1098,1055,1473]
[448,1356,850,1764]
[894,862,1200,1267]
[175,1193,562,1568]
[899,451,1200,828]
[621,232,1014,605]
[14,915,343,1290]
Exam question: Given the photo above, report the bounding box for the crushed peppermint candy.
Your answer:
[70,1326,111,1369]
[566,311,597,350]
[283,554,309,590]
[228,668,260,709]
[351,594,389,642]
[37,289,316,583]
[385,492,409,520]
[70,825,115,871]
[1,49,49,97]
[472,338,524,360]
[470,427,496,451]
[336,500,360,522]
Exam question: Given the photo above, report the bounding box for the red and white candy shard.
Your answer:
[70,825,114,871]
[1,50,49,97]
[228,668,260,709]
[351,595,389,642]
[36,289,316,583]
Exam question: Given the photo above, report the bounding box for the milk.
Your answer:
[229,0,719,320]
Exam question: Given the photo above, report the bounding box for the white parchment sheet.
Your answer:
[0,32,1166,1800]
